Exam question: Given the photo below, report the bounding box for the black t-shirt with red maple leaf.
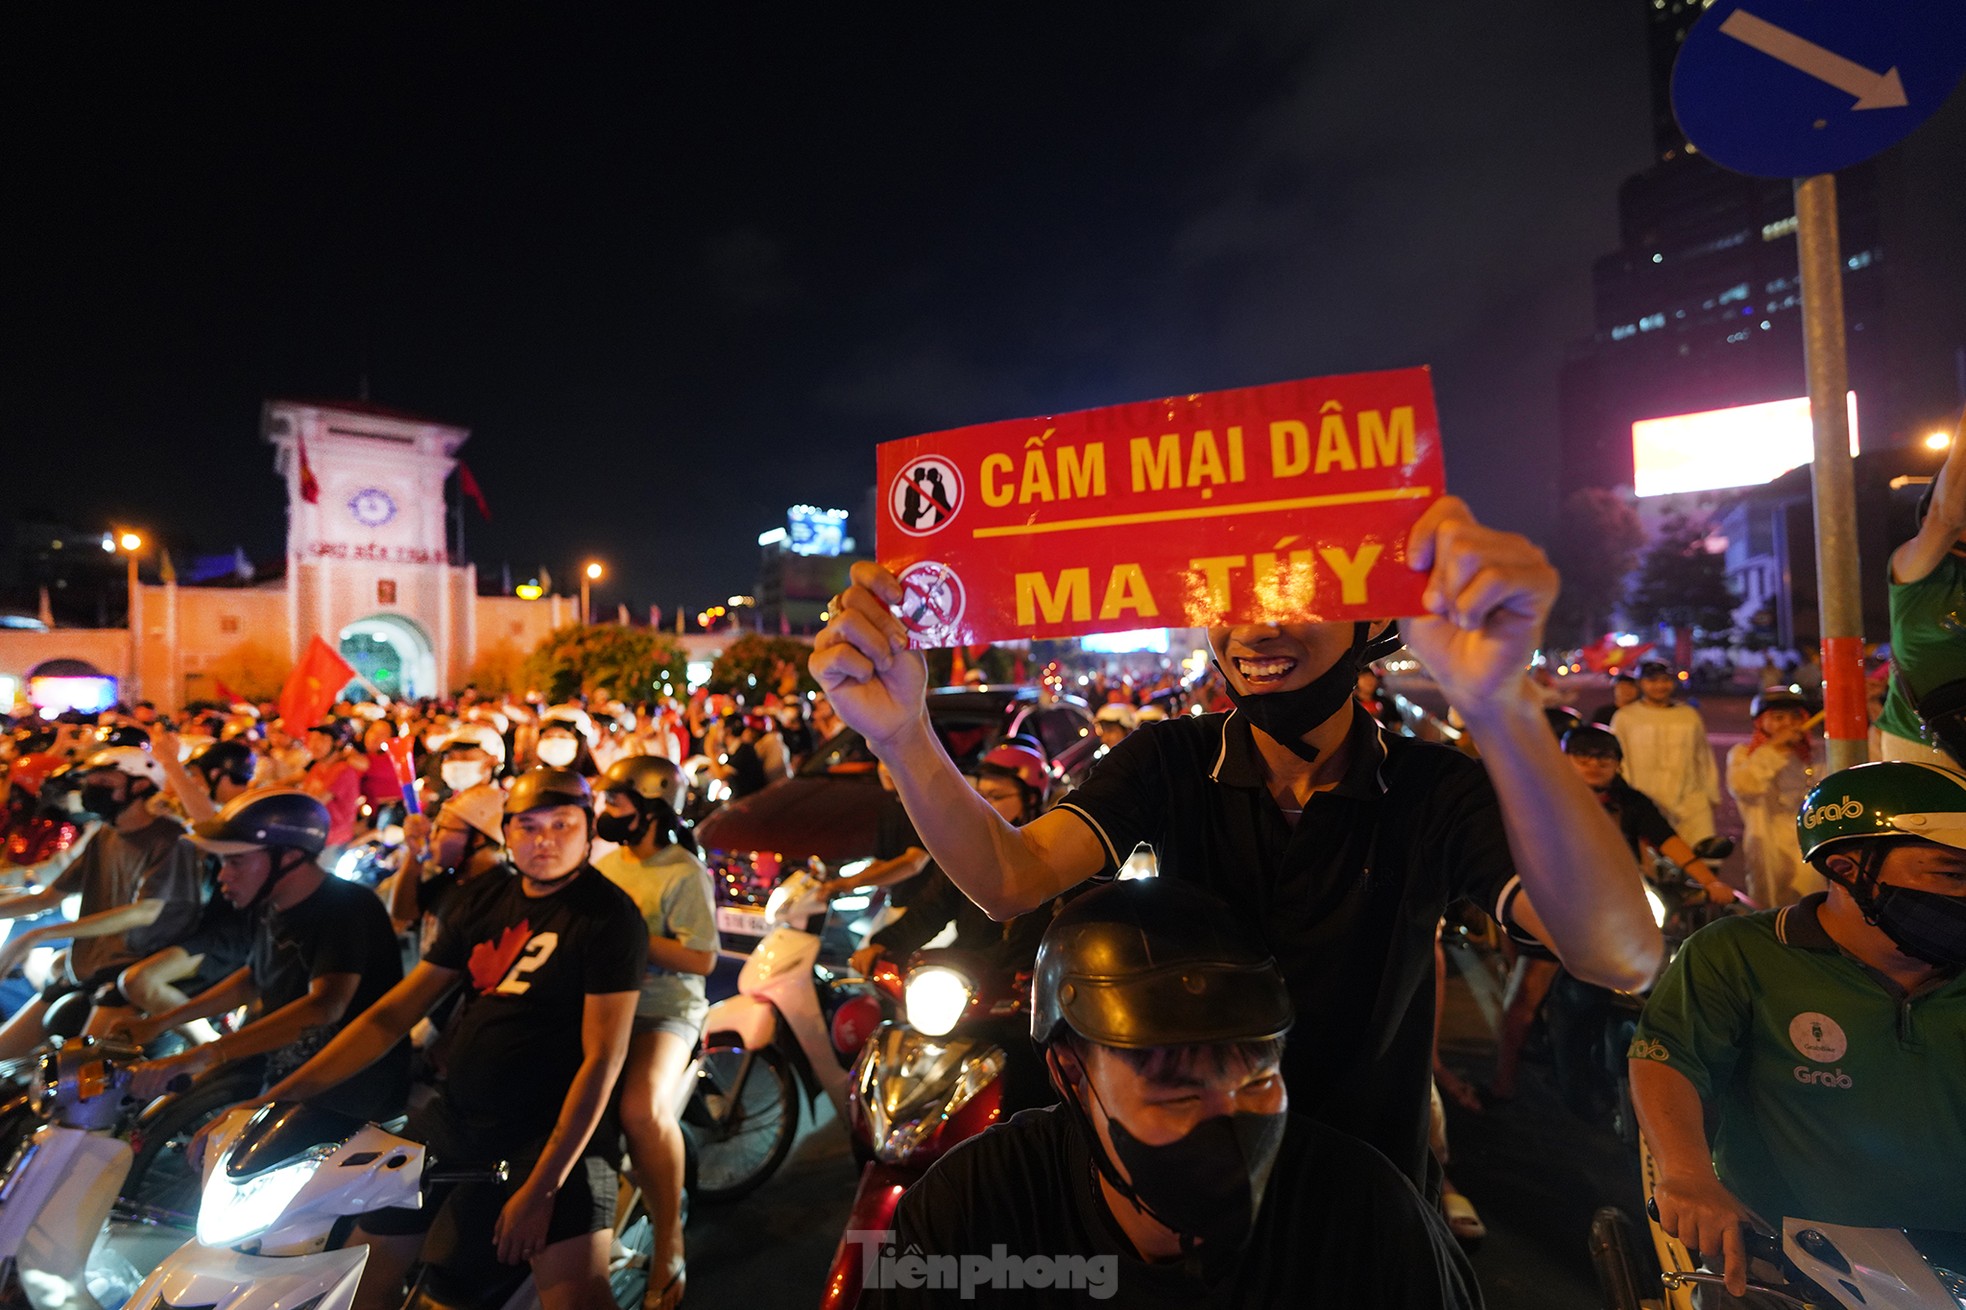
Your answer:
[425,865,647,1136]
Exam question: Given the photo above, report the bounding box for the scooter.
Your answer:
[682,868,890,1203]
[0,1041,192,1310]
[1589,1140,1966,1309]
[820,948,1034,1310]
[123,1101,656,1310]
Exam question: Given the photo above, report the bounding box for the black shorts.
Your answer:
[361,1101,618,1263]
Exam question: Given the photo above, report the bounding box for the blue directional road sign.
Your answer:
[1672,0,1966,178]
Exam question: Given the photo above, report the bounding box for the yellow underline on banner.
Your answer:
[970,485,1435,539]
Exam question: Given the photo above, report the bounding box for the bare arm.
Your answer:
[127,965,257,1039]
[832,847,930,892]
[149,727,216,823]
[647,935,715,975]
[1629,1059,1761,1297]
[1,899,166,970]
[811,561,1103,919]
[491,989,637,1264]
[1409,500,1663,993]
[385,814,434,929]
[131,971,367,1098]
[1655,835,1725,901]
[262,961,455,1102]
[1892,408,1966,584]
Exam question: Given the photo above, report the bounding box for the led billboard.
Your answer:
[1632,393,1859,498]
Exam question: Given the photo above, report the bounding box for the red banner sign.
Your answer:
[875,368,1445,646]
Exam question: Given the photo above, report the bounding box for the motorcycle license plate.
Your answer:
[716,906,767,938]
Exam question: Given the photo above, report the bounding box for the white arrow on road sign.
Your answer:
[1719,9,1908,109]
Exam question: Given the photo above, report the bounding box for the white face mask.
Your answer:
[442,760,492,792]
[536,737,579,768]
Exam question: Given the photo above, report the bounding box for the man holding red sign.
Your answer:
[813,372,1663,1198]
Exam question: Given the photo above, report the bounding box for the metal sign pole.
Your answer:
[1793,172,1869,770]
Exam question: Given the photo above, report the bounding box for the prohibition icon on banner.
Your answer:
[888,456,964,537]
[895,561,966,646]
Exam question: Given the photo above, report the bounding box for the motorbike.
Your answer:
[124,1100,656,1310]
[820,947,1035,1310]
[1546,836,1739,1143]
[681,867,890,1203]
[1590,1141,1966,1309]
[333,821,406,889]
[0,1041,202,1310]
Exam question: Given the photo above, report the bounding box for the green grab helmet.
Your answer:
[1795,761,1966,864]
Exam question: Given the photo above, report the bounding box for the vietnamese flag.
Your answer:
[457,460,492,521]
[277,636,355,729]
[297,436,321,505]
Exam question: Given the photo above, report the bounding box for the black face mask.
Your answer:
[1062,1059,1288,1259]
[1213,622,1371,763]
[1869,884,1966,969]
[78,782,132,821]
[594,809,650,846]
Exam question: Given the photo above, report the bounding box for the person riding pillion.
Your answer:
[866,877,1479,1308]
[593,753,718,1310]
[812,498,1662,1190]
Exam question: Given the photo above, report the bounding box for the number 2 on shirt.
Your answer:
[494,932,560,995]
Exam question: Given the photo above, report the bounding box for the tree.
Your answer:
[706,633,817,699]
[1627,511,1739,642]
[1545,488,1646,647]
[464,640,529,697]
[523,624,688,704]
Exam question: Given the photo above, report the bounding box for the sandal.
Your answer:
[1442,1189,1487,1250]
[645,1261,685,1310]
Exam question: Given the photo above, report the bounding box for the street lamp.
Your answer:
[580,561,604,624]
[115,530,145,702]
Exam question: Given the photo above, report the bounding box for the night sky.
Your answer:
[6,5,1656,616]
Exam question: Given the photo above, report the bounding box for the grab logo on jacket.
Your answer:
[1788,1011,1848,1063]
[466,922,561,995]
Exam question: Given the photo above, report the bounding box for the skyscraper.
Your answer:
[1558,1,1966,495]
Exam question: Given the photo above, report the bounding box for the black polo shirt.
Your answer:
[1056,704,1519,1187]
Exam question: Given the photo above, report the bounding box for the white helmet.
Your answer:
[1095,703,1139,731]
[437,722,507,768]
[442,783,507,845]
[1134,704,1168,724]
[541,705,598,748]
[81,746,168,790]
[466,706,512,736]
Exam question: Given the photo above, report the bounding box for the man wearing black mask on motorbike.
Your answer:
[815,498,1662,1192]
[866,878,1476,1308]
[1630,761,1966,1298]
[0,747,204,1058]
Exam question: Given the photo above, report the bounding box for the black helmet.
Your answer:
[189,739,257,787]
[597,755,686,810]
[1031,880,1293,1050]
[1750,687,1811,719]
[1544,706,1583,740]
[100,725,150,750]
[307,720,354,748]
[188,788,330,856]
[1561,725,1624,760]
[504,766,594,818]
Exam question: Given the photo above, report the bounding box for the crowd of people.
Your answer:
[0,437,1955,1307]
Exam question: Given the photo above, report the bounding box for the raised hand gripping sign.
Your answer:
[876,368,1445,647]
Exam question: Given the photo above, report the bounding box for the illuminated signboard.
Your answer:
[1632,393,1859,498]
[785,505,849,557]
[1079,629,1171,654]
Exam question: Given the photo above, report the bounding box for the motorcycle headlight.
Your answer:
[904,966,975,1038]
[1644,884,1667,928]
[196,1151,327,1248]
